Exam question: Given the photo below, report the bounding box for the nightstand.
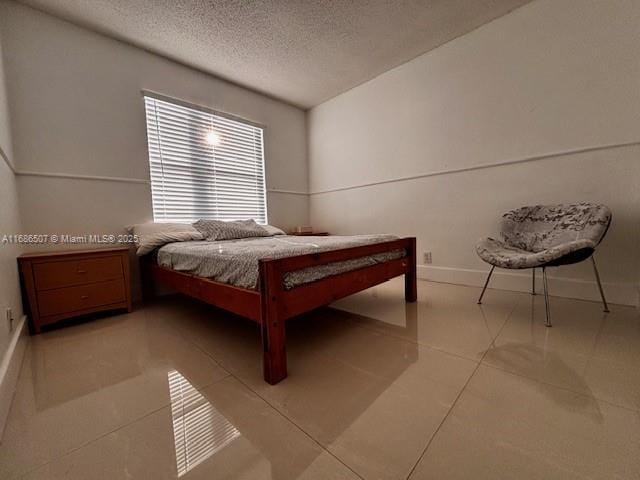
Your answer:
[18,247,132,334]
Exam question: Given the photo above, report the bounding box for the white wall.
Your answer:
[0,23,23,364]
[0,1,309,243]
[309,0,640,305]
[0,20,28,438]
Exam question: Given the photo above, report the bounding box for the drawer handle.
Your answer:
[80,295,89,300]
[76,269,88,274]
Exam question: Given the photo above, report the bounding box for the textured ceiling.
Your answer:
[18,0,533,108]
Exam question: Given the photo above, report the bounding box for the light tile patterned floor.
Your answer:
[1,279,638,479]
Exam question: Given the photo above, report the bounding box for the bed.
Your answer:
[141,234,417,384]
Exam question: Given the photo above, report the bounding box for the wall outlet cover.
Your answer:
[6,308,13,332]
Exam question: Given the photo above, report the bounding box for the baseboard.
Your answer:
[0,316,28,442]
[418,265,638,307]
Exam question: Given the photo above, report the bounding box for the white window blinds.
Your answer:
[143,94,267,224]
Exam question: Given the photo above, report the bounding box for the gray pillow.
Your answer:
[193,219,270,241]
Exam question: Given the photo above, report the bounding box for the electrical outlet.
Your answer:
[423,252,432,264]
[6,308,13,333]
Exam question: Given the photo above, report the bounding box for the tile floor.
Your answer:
[1,279,639,479]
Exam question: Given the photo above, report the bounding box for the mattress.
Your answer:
[156,234,404,290]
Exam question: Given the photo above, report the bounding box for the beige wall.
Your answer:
[309,0,640,305]
[0,21,28,439]
[0,1,309,238]
[0,27,23,362]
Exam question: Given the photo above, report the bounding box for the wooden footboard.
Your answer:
[142,237,417,385]
[258,237,417,384]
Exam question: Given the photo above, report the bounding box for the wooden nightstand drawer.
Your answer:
[19,247,132,333]
[34,255,124,290]
[37,279,127,317]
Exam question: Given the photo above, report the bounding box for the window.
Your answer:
[143,93,267,223]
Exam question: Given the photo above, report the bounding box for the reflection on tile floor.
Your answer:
[1,279,639,479]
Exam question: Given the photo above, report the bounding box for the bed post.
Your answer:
[140,255,155,303]
[259,259,288,384]
[405,237,417,302]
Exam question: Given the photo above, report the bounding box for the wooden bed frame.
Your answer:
[141,237,417,384]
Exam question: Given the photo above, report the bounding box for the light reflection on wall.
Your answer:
[168,370,241,476]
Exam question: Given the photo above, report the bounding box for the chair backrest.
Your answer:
[500,203,612,253]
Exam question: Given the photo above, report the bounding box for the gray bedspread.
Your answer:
[157,234,404,290]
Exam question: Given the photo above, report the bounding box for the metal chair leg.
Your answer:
[477,266,495,304]
[542,267,551,327]
[532,268,536,295]
[591,256,610,313]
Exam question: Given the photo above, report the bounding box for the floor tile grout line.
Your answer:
[404,293,521,480]
[169,332,367,480]
[164,297,500,368]
[156,285,518,366]
[336,307,516,365]
[340,315,482,363]
[478,361,640,415]
[15,287,630,478]
[153,312,365,479]
[447,282,631,309]
[486,293,526,348]
[13,367,233,479]
[15,403,169,479]
[157,297,481,379]
[480,294,640,414]
[404,360,483,480]
[331,285,524,362]
[297,318,480,381]
[157,289,636,478]
[404,291,639,479]
[154,290,522,480]
[228,371,367,480]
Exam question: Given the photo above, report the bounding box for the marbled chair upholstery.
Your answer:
[476,203,611,269]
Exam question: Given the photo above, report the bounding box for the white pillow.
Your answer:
[262,224,286,236]
[131,222,204,255]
